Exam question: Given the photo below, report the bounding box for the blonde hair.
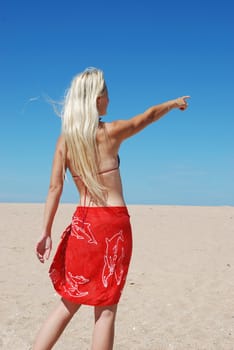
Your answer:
[62,67,107,204]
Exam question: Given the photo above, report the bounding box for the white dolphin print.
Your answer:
[63,272,90,298]
[71,217,97,245]
[102,230,125,288]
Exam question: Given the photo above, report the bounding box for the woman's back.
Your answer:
[66,121,126,206]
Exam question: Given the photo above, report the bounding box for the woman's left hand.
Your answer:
[35,235,52,263]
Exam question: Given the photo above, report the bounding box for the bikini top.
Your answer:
[72,154,120,179]
[98,154,120,175]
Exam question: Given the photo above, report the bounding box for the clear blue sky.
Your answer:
[1,0,233,205]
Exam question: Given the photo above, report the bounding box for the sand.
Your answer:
[0,203,234,350]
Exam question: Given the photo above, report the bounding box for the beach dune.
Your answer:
[0,203,234,349]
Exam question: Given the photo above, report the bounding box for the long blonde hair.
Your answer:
[62,68,107,204]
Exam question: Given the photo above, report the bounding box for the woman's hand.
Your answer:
[35,235,52,263]
[175,96,190,110]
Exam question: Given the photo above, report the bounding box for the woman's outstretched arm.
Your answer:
[110,96,190,142]
[35,136,66,263]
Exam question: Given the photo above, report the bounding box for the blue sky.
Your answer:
[1,0,233,205]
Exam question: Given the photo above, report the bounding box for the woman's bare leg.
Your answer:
[91,304,118,350]
[33,298,81,350]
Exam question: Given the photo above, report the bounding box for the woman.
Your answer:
[34,67,189,350]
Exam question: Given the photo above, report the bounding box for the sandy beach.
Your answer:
[1,203,234,350]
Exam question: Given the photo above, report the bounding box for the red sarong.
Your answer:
[49,206,132,306]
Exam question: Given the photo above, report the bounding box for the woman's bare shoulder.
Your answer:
[53,135,67,161]
[102,118,137,142]
[55,134,66,149]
